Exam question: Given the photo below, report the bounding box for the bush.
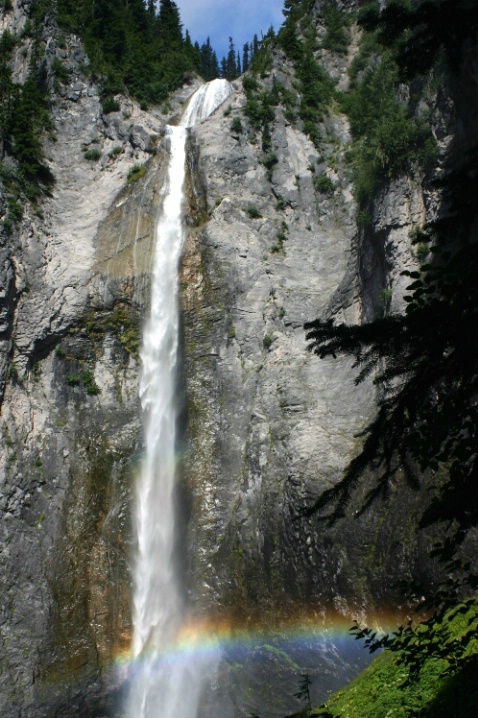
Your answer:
[343,49,437,205]
[263,334,273,350]
[101,96,121,114]
[278,29,335,149]
[7,198,23,223]
[263,151,278,170]
[82,370,100,395]
[242,76,259,93]
[230,116,243,133]
[52,57,70,88]
[314,173,336,194]
[322,0,349,54]
[83,148,102,161]
[245,205,262,219]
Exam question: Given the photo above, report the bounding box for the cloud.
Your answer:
[176,0,284,60]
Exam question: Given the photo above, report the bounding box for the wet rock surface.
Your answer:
[1,0,477,716]
[0,2,201,715]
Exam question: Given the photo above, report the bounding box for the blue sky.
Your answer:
[176,0,285,64]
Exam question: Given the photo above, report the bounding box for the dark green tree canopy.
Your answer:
[55,0,223,104]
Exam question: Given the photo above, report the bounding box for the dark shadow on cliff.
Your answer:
[421,655,478,718]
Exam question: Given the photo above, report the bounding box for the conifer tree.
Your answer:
[156,0,183,53]
[0,32,16,160]
[252,34,260,57]
[220,56,227,79]
[223,36,237,80]
[199,37,220,80]
[243,42,250,72]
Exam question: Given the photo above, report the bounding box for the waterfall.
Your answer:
[128,79,233,718]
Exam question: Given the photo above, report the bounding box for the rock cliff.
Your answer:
[0,0,475,716]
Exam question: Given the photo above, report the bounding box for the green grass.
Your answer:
[313,600,478,718]
[127,164,146,184]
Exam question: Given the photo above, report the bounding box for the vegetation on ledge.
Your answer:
[313,600,478,718]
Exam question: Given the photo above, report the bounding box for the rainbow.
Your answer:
[113,605,412,674]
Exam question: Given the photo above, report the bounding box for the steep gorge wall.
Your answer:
[0,0,476,716]
[0,2,203,715]
[180,27,438,626]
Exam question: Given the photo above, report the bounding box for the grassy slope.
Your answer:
[312,601,478,718]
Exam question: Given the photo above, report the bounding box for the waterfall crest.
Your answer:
[128,78,232,718]
[181,78,234,128]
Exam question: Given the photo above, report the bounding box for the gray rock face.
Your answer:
[180,71,434,627]
[1,1,477,716]
[0,4,201,716]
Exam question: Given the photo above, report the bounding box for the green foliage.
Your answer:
[279,0,313,58]
[81,370,100,395]
[230,116,243,133]
[244,87,275,132]
[278,11,335,148]
[409,225,430,244]
[322,0,349,54]
[101,96,121,114]
[378,287,392,316]
[242,76,259,93]
[314,173,335,194]
[343,45,437,204]
[127,164,146,184]
[55,0,202,106]
[221,36,240,80]
[263,151,278,169]
[108,145,123,158]
[0,22,54,204]
[272,220,288,253]
[314,600,478,718]
[358,0,478,80]
[6,197,23,222]
[294,672,312,714]
[66,375,80,387]
[81,304,140,359]
[51,57,70,89]
[304,146,478,639]
[83,147,102,161]
[198,37,220,81]
[248,28,275,77]
[263,334,273,350]
[242,76,279,168]
[245,205,261,219]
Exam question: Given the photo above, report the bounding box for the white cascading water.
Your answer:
[128,78,233,718]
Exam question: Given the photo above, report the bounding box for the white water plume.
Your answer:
[128,79,232,718]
